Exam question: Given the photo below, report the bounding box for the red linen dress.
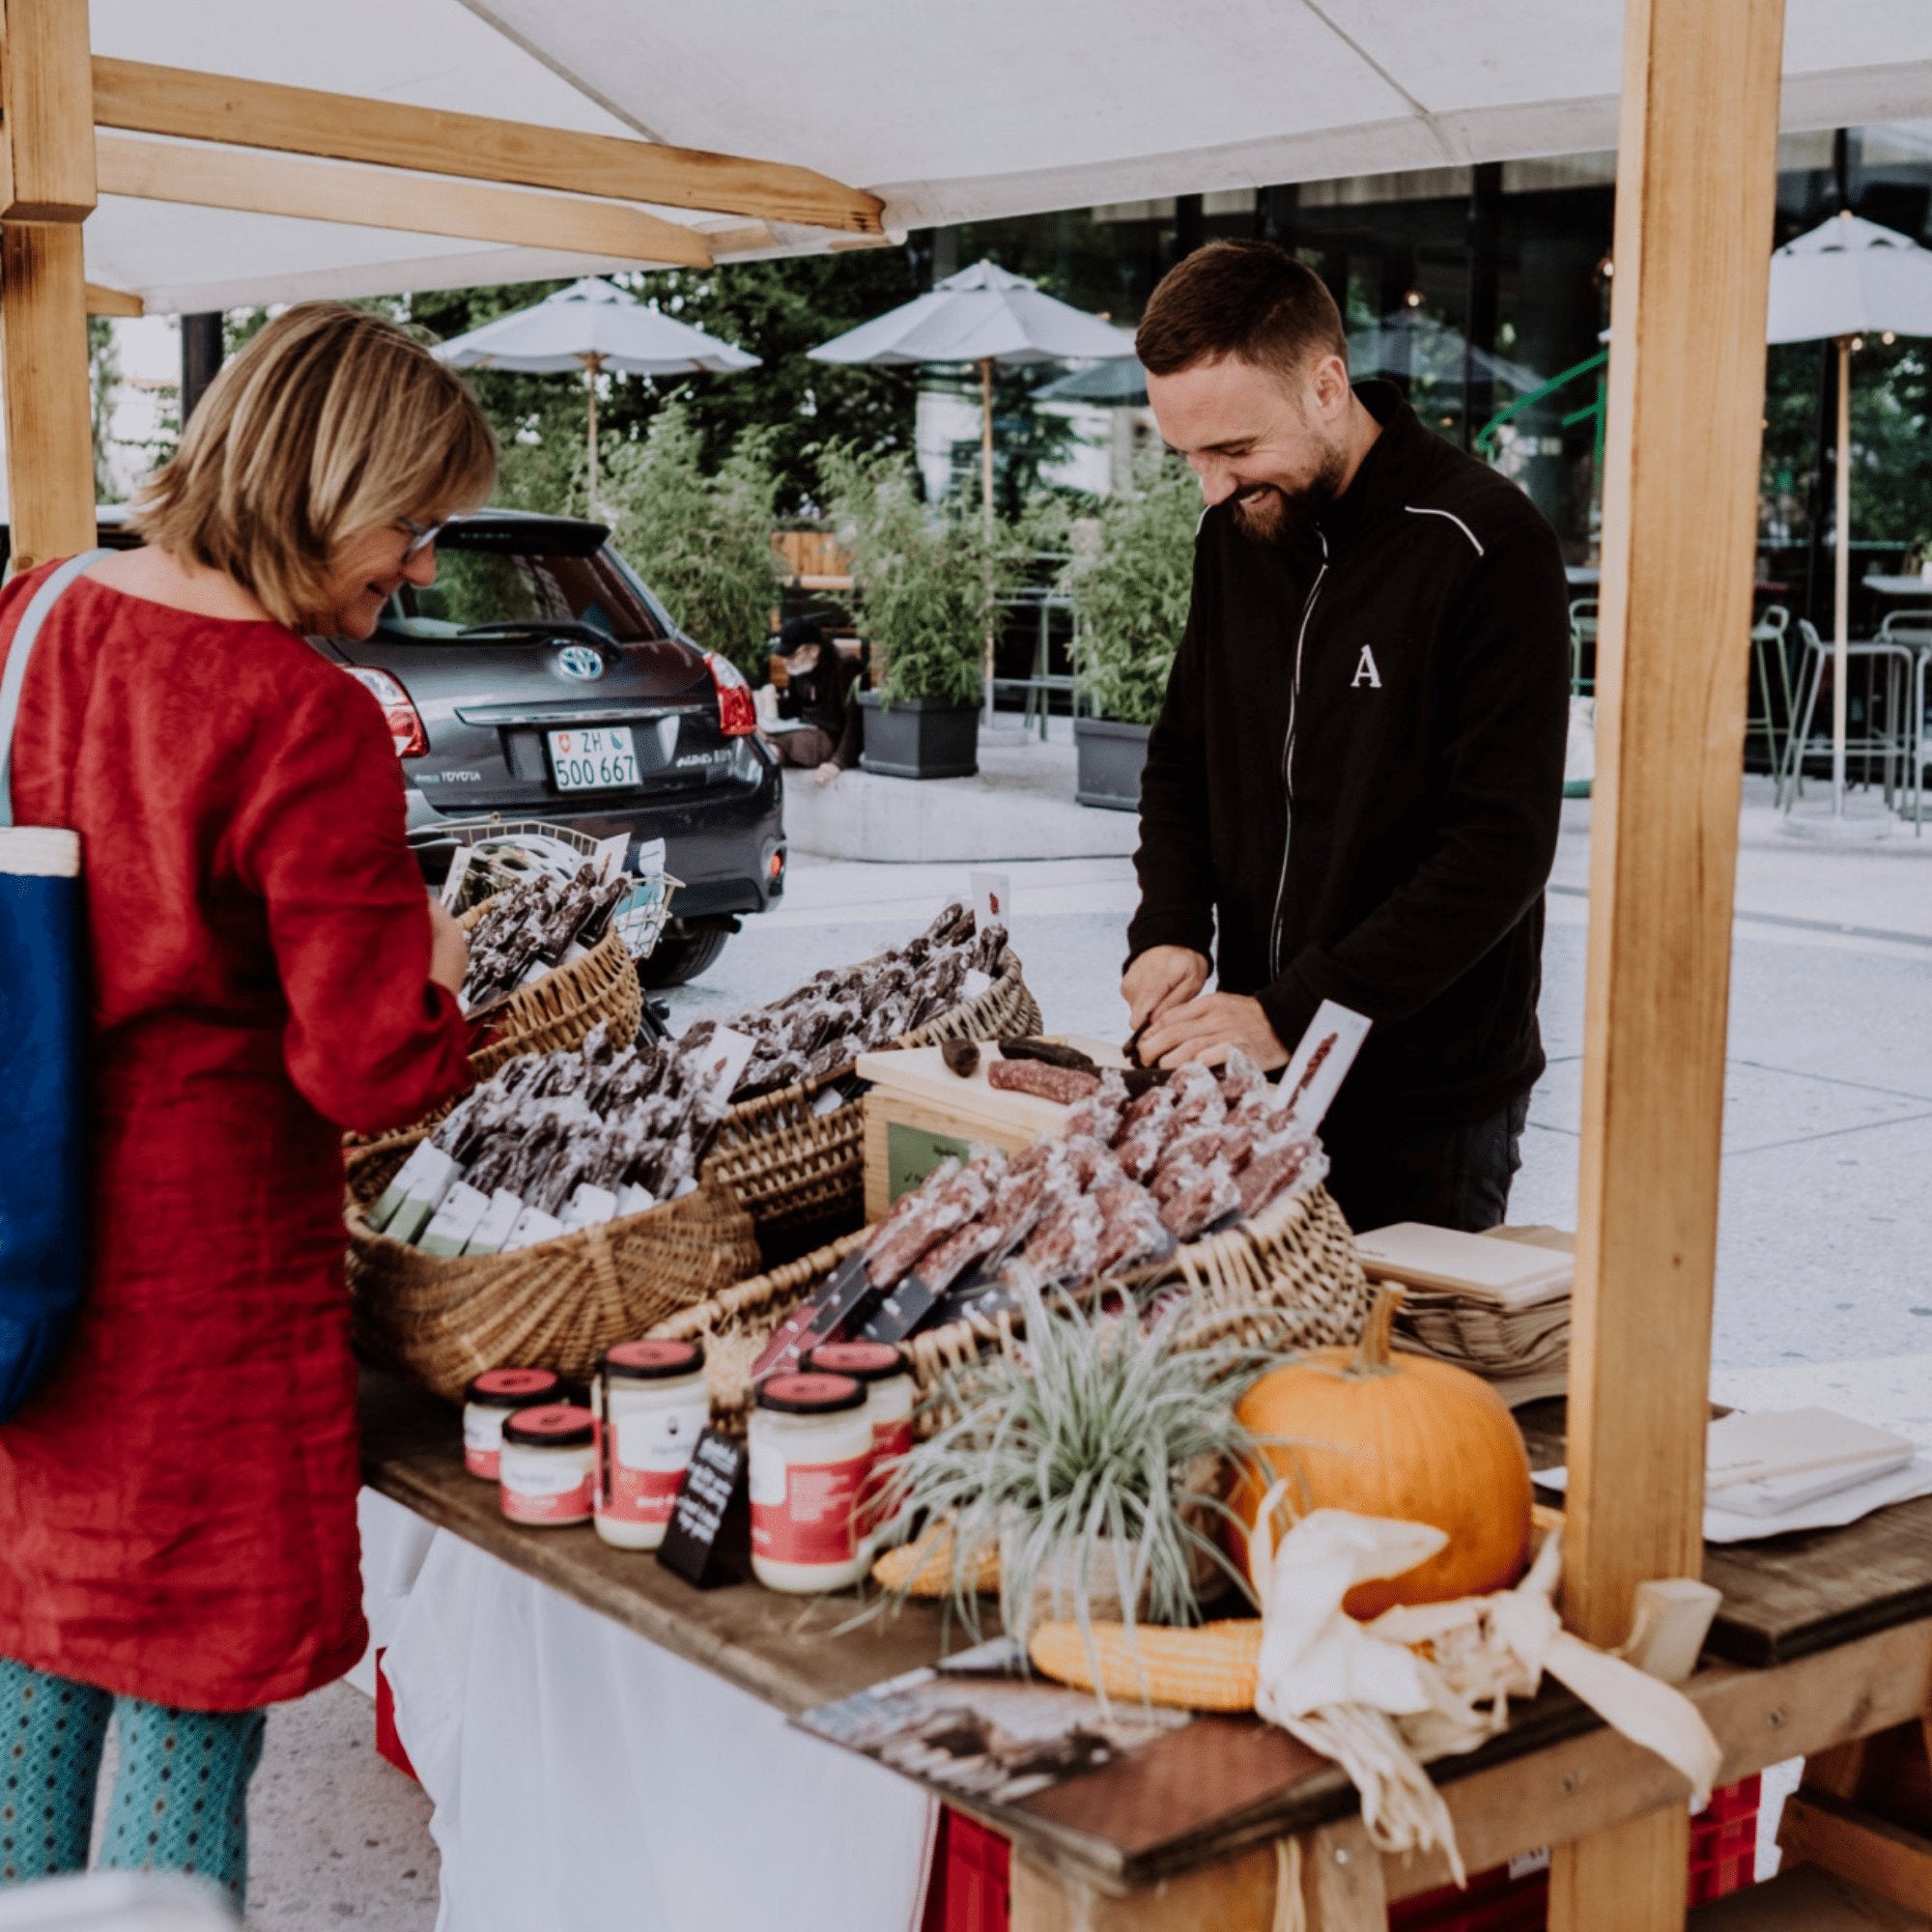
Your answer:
[0,564,471,1711]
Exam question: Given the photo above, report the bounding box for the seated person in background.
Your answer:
[768,614,864,785]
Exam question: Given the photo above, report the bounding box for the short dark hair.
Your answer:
[1136,241,1347,384]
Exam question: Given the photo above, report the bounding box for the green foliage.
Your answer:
[1066,455,1201,724]
[599,403,781,678]
[820,446,994,706]
[871,1287,1288,1649]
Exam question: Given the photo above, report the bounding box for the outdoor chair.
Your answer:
[1776,617,1919,815]
[1747,604,1794,778]
[1569,597,1598,697]
[1877,609,1932,833]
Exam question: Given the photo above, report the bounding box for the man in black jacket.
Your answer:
[1124,242,1571,1234]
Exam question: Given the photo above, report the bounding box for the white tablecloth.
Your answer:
[360,1491,935,1932]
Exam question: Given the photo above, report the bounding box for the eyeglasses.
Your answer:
[396,516,446,560]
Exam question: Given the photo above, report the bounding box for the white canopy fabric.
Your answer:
[73,0,1932,315]
[808,262,1135,368]
[433,278,760,373]
[1767,213,1932,342]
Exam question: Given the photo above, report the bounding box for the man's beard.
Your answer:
[1229,445,1350,546]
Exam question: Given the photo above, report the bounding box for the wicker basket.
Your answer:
[698,945,1043,1239]
[650,1176,1368,1430]
[345,1132,760,1402]
[462,902,642,1083]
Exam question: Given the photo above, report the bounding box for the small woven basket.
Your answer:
[699,945,1043,1239]
[650,1175,1368,1431]
[462,903,641,1083]
[345,1132,760,1402]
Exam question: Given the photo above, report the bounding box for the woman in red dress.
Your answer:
[0,304,495,1906]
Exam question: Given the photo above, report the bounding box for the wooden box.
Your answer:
[856,1037,1127,1222]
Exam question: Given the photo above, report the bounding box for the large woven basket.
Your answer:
[345,1132,760,1402]
[649,1176,1368,1431]
[698,945,1043,1239]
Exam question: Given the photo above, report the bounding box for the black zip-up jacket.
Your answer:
[1127,382,1571,1128]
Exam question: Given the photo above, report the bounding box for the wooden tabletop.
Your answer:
[360,1372,1932,1891]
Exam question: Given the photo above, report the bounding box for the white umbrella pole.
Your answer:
[980,355,997,725]
[585,359,600,515]
[1832,333,1851,815]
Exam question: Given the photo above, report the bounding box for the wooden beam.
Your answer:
[89,56,883,237]
[1549,0,1785,1921]
[83,278,139,316]
[94,133,712,269]
[2,222,97,571]
[1779,1793,1932,1915]
[0,0,95,220]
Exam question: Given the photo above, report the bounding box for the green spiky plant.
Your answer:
[870,1286,1301,1656]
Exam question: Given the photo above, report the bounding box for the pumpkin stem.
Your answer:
[1351,1284,1406,1376]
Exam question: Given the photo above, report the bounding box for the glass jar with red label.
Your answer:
[749,1372,872,1593]
[803,1341,914,1529]
[463,1367,564,1481]
[498,1404,596,1526]
[594,1338,709,1551]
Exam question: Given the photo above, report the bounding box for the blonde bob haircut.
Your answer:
[132,301,497,630]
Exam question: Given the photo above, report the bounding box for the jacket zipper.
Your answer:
[1269,529,1328,979]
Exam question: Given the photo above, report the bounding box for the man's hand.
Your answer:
[1138,991,1289,1071]
[1122,946,1210,1033]
[811,760,842,787]
[428,894,469,997]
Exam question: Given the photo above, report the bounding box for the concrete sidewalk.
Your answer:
[780,720,1140,863]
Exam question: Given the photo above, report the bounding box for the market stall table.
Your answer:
[359,1370,1932,1926]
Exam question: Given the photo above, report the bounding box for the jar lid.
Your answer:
[502,1403,595,1447]
[466,1367,563,1409]
[601,1338,705,1381]
[804,1342,908,1383]
[756,1372,866,1416]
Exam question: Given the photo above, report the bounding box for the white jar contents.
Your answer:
[594,1338,709,1550]
[804,1342,914,1463]
[749,1373,872,1593]
[498,1404,596,1526]
[462,1367,563,1481]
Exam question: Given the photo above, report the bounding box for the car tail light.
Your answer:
[704,651,758,738]
[344,667,429,758]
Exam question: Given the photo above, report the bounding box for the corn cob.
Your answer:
[870,1524,1002,1598]
[1028,1618,1264,1710]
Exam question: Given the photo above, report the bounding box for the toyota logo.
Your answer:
[556,643,605,682]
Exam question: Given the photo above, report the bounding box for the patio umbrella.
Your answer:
[1348,312,1543,394]
[809,261,1137,714]
[434,276,760,507]
[1767,213,1932,822]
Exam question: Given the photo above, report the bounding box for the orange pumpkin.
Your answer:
[1230,1283,1532,1619]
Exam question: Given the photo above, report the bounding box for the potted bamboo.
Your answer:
[1067,458,1200,810]
[824,450,992,781]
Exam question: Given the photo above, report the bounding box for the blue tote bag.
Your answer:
[0,549,112,1424]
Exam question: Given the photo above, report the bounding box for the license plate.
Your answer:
[547,726,639,792]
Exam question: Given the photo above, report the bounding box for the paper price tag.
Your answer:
[1276,1001,1372,1133]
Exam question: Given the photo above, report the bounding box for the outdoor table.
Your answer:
[1861,575,1932,600]
[359,1370,1932,1929]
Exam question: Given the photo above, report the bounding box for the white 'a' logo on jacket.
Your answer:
[1351,645,1382,689]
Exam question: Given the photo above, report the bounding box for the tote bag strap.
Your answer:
[0,548,114,829]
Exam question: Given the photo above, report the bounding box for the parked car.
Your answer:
[8,509,784,986]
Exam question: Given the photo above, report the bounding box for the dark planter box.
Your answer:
[859,692,980,780]
[1075,716,1151,811]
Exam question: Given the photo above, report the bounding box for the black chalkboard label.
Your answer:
[656,1429,751,1589]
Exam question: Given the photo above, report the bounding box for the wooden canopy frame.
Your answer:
[5,1,1910,1927]
[0,0,884,574]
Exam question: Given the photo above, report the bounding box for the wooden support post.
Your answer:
[1550,0,1784,1925]
[1009,1824,1384,1932]
[0,0,99,575]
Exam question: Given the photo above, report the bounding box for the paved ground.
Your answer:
[234,773,1931,1926]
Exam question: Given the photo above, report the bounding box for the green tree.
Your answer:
[600,403,781,678]
[821,445,994,705]
[1065,454,1199,724]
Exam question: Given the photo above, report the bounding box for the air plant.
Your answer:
[869,1283,1304,1657]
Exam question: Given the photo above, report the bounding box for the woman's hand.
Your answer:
[427,895,469,996]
